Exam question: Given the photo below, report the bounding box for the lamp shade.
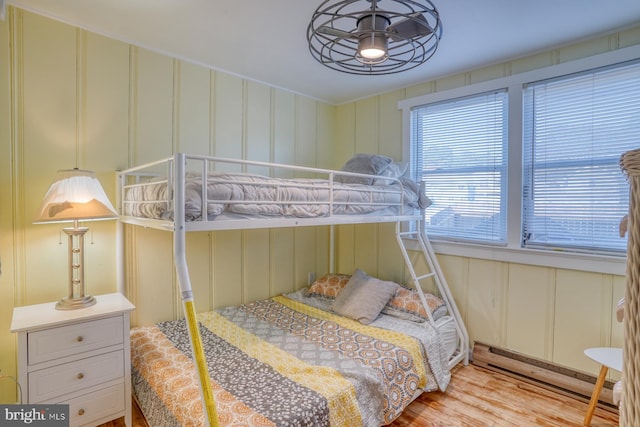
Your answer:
[34,168,118,223]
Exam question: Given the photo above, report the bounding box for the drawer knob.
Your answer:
[77,373,84,380]
[78,409,85,416]
[76,336,84,342]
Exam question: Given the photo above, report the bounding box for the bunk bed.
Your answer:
[116,152,470,427]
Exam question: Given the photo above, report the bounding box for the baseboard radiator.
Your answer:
[472,342,618,413]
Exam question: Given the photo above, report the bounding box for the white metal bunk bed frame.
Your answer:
[116,152,470,426]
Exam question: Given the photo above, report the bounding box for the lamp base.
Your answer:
[55,295,96,310]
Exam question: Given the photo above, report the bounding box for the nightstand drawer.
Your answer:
[28,316,124,365]
[67,383,125,426]
[29,350,124,403]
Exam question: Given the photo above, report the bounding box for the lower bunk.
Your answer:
[130,282,458,427]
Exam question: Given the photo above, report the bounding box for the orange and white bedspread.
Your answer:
[130,295,448,427]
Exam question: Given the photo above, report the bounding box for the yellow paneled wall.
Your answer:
[431,255,625,377]
[0,7,335,402]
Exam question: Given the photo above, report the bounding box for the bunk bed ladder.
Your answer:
[174,153,219,427]
[395,220,470,368]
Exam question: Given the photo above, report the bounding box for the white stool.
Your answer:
[583,347,623,426]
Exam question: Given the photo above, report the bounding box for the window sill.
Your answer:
[413,239,626,276]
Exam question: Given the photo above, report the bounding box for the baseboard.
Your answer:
[472,342,618,413]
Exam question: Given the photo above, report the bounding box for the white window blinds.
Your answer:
[523,61,640,254]
[412,90,508,243]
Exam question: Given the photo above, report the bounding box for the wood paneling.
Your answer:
[378,90,405,159]
[554,270,611,372]
[377,223,405,284]
[336,224,356,273]
[134,48,173,163]
[245,80,271,174]
[213,72,243,167]
[84,32,130,172]
[132,228,175,325]
[176,61,211,156]
[465,258,507,346]
[355,96,379,153]
[315,102,335,172]
[244,229,271,303]
[213,231,243,308]
[313,226,331,283]
[295,95,317,174]
[505,263,555,359]
[294,227,318,288]
[354,224,379,276]
[185,232,213,314]
[436,254,469,320]
[272,89,296,176]
[270,228,296,295]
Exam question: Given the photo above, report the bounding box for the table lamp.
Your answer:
[34,168,118,310]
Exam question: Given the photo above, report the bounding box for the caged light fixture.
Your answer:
[307,0,442,75]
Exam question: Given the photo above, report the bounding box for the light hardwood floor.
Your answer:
[101,364,618,426]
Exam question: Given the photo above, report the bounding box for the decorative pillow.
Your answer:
[332,269,399,324]
[306,273,351,299]
[335,154,393,185]
[382,286,447,322]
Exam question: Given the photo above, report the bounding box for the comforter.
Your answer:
[131,294,449,426]
[123,172,427,221]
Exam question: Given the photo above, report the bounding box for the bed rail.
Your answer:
[116,153,423,232]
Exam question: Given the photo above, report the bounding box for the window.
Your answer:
[402,47,640,272]
[411,91,508,244]
[408,61,640,256]
[522,61,640,255]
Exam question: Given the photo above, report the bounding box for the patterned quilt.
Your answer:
[131,295,447,426]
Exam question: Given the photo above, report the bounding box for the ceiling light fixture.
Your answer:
[307,0,442,75]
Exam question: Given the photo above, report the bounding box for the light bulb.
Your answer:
[360,46,386,60]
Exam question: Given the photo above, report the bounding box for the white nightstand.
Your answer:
[10,293,135,427]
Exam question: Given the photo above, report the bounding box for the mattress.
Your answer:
[122,171,426,221]
[130,292,454,427]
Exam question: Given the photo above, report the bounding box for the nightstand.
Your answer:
[10,293,135,427]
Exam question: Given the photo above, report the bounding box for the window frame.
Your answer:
[399,45,640,276]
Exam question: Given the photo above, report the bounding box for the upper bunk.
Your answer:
[116,152,430,232]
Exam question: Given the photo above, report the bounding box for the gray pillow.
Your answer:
[335,154,393,185]
[373,161,409,185]
[332,269,399,324]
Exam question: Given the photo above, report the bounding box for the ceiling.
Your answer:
[8,0,640,104]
